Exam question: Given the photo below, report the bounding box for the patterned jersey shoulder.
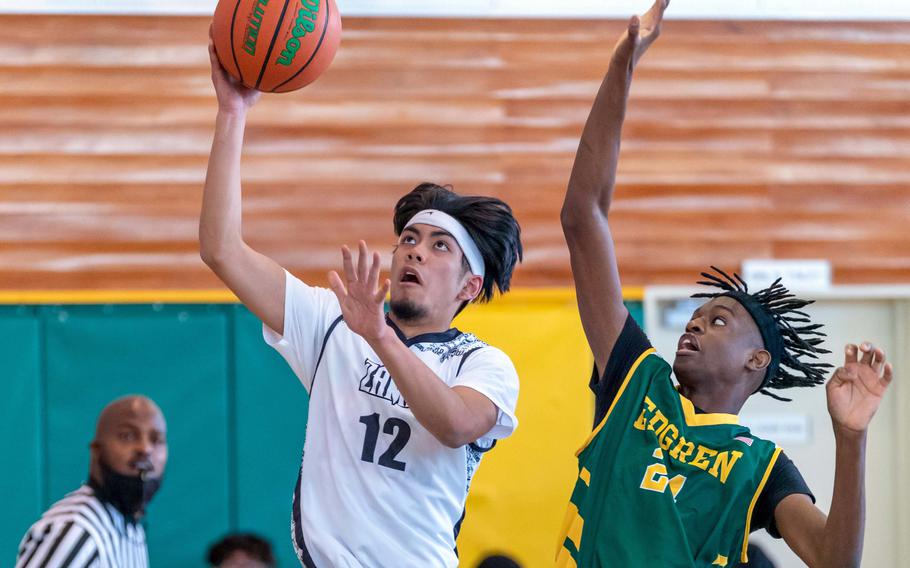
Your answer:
[412,331,488,364]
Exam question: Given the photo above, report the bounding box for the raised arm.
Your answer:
[561,0,668,373]
[774,342,893,567]
[199,37,287,334]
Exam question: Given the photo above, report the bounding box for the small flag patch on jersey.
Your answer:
[734,436,753,446]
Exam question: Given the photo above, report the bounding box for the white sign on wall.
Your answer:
[742,259,833,293]
[740,413,813,445]
[1,0,910,19]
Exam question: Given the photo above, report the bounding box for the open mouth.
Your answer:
[677,333,700,354]
[399,268,421,285]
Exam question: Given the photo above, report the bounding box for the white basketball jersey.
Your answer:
[264,271,519,567]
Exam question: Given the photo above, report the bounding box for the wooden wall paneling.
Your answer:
[0,16,908,290]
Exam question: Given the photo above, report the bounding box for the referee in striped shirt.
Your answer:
[16,395,168,567]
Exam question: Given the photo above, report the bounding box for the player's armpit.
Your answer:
[205,242,287,335]
[775,493,827,567]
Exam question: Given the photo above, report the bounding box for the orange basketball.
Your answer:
[212,0,341,93]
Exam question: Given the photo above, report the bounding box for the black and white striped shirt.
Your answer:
[16,484,149,568]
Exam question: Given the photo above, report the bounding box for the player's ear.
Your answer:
[747,349,771,372]
[457,274,482,303]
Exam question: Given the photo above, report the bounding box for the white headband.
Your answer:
[403,209,485,279]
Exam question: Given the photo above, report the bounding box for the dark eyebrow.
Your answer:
[715,304,736,317]
[403,226,456,241]
[402,227,454,238]
[430,230,455,240]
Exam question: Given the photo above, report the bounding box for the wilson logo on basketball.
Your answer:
[277,0,320,67]
[242,0,269,56]
[213,0,340,92]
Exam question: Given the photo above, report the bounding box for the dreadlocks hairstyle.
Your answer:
[392,182,522,304]
[691,266,833,402]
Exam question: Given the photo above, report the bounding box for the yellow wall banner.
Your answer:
[453,290,594,567]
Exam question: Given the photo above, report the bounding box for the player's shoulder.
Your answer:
[290,274,338,300]
[632,346,670,376]
[607,313,663,371]
[451,331,515,365]
[411,328,487,359]
[729,428,780,459]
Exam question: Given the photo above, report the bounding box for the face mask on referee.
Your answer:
[94,457,163,521]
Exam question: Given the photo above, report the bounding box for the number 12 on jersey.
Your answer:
[359,413,411,471]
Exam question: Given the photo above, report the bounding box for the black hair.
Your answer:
[393,182,523,305]
[207,533,275,567]
[477,554,523,568]
[692,266,833,401]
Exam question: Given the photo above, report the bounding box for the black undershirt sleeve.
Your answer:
[750,451,815,538]
[589,313,653,429]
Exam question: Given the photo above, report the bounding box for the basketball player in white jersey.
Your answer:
[201,41,523,567]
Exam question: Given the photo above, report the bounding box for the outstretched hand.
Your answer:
[208,25,261,114]
[328,241,392,343]
[611,0,669,76]
[826,342,894,435]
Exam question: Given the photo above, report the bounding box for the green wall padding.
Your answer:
[232,306,310,568]
[0,307,42,562]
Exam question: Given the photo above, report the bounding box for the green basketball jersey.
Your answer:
[556,348,781,568]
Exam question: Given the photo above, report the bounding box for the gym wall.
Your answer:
[0,17,908,291]
[0,294,644,567]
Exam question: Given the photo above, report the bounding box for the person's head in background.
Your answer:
[89,395,168,520]
[476,553,522,568]
[737,543,776,568]
[207,533,276,568]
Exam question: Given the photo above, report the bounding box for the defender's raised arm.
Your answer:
[561,0,668,373]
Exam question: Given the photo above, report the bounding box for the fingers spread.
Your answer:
[368,251,382,288]
[357,240,369,282]
[859,342,874,366]
[643,0,668,30]
[871,346,886,374]
[374,278,392,304]
[844,343,858,366]
[327,271,347,299]
[628,15,641,38]
[881,362,894,388]
[832,365,858,384]
[341,245,355,282]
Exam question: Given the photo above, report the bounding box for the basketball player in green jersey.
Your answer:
[557,1,895,566]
